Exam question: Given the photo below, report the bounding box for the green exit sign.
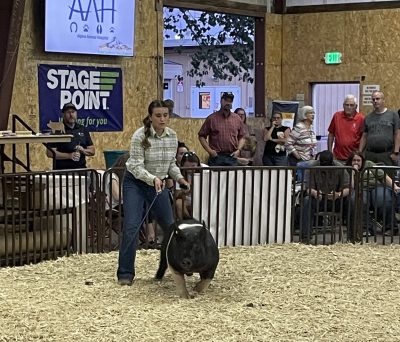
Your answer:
[324,52,342,64]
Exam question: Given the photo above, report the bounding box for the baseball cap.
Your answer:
[62,102,77,113]
[221,92,234,101]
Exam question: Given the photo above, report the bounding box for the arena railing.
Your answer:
[1,165,400,267]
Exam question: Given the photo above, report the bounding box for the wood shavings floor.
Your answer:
[1,244,400,341]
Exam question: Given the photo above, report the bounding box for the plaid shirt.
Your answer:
[198,110,245,153]
[126,126,183,186]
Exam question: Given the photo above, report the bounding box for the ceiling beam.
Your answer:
[285,1,400,14]
[163,0,268,17]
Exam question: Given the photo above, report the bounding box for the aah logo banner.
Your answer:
[38,64,123,132]
[45,0,135,56]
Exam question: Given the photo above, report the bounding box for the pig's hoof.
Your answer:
[193,285,203,293]
[179,291,192,299]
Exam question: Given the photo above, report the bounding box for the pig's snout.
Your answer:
[180,258,193,270]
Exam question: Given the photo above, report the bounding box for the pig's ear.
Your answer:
[174,225,182,237]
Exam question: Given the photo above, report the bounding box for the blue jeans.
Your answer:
[117,171,174,281]
[262,154,287,166]
[296,160,314,182]
[208,154,239,166]
[300,196,349,241]
[355,185,395,232]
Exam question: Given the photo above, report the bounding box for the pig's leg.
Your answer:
[169,265,190,299]
[155,244,168,280]
[193,278,212,293]
[155,227,173,280]
[194,268,216,293]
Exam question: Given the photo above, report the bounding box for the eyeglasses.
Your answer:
[344,103,356,107]
[182,151,196,157]
[272,116,281,120]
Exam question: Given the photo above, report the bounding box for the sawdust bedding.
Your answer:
[1,243,400,342]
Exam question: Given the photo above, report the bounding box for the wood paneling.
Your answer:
[9,0,162,171]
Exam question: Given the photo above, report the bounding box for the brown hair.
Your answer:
[141,100,166,149]
[181,151,201,167]
[234,107,246,123]
[112,152,129,179]
[345,151,366,169]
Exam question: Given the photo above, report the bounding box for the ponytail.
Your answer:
[141,115,152,149]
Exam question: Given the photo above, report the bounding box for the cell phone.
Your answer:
[180,183,188,190]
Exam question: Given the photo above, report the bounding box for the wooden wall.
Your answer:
[9,0,163,171]
[276,9,400,115]
[10,3,400,170]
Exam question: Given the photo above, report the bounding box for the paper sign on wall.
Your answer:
[362,85,380,95]
[362,95,373,106]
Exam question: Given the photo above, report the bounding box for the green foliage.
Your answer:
[164,9,254,87]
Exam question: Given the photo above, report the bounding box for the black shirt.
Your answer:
[48,122,93,170]
[263,126,289,157]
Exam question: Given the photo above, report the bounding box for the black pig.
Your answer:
[155,219,219,299]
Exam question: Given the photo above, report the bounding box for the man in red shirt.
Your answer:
[327,94,364,162]
[198,92,245,166]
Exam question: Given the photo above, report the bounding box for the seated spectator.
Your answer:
[102,153,129,211]
[165,141,189,191]
[346,151,400,238]
[300,150,350,242]
[176,141,189,166]
[234,108,257,166]
[100,153,157,246]
[175,151,201,220]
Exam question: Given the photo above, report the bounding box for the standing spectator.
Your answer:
[234,107,257,166]
[164,99,181,118]
[285,105,317,166]
[262,112,290,166]
[46,102,95,169]
[359,90,400,169]
[117,100,190,286]
[327,94,364,162]
[198,92,245,166]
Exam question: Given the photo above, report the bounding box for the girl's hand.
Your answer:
[153,177,165,193]
[178,178,191,192]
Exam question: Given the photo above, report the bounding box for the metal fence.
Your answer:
[1,165,400,266]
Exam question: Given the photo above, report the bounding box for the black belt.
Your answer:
[217,152,234,156]
[366,149,391,153]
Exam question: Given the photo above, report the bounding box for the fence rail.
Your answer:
[1,165,399,266]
